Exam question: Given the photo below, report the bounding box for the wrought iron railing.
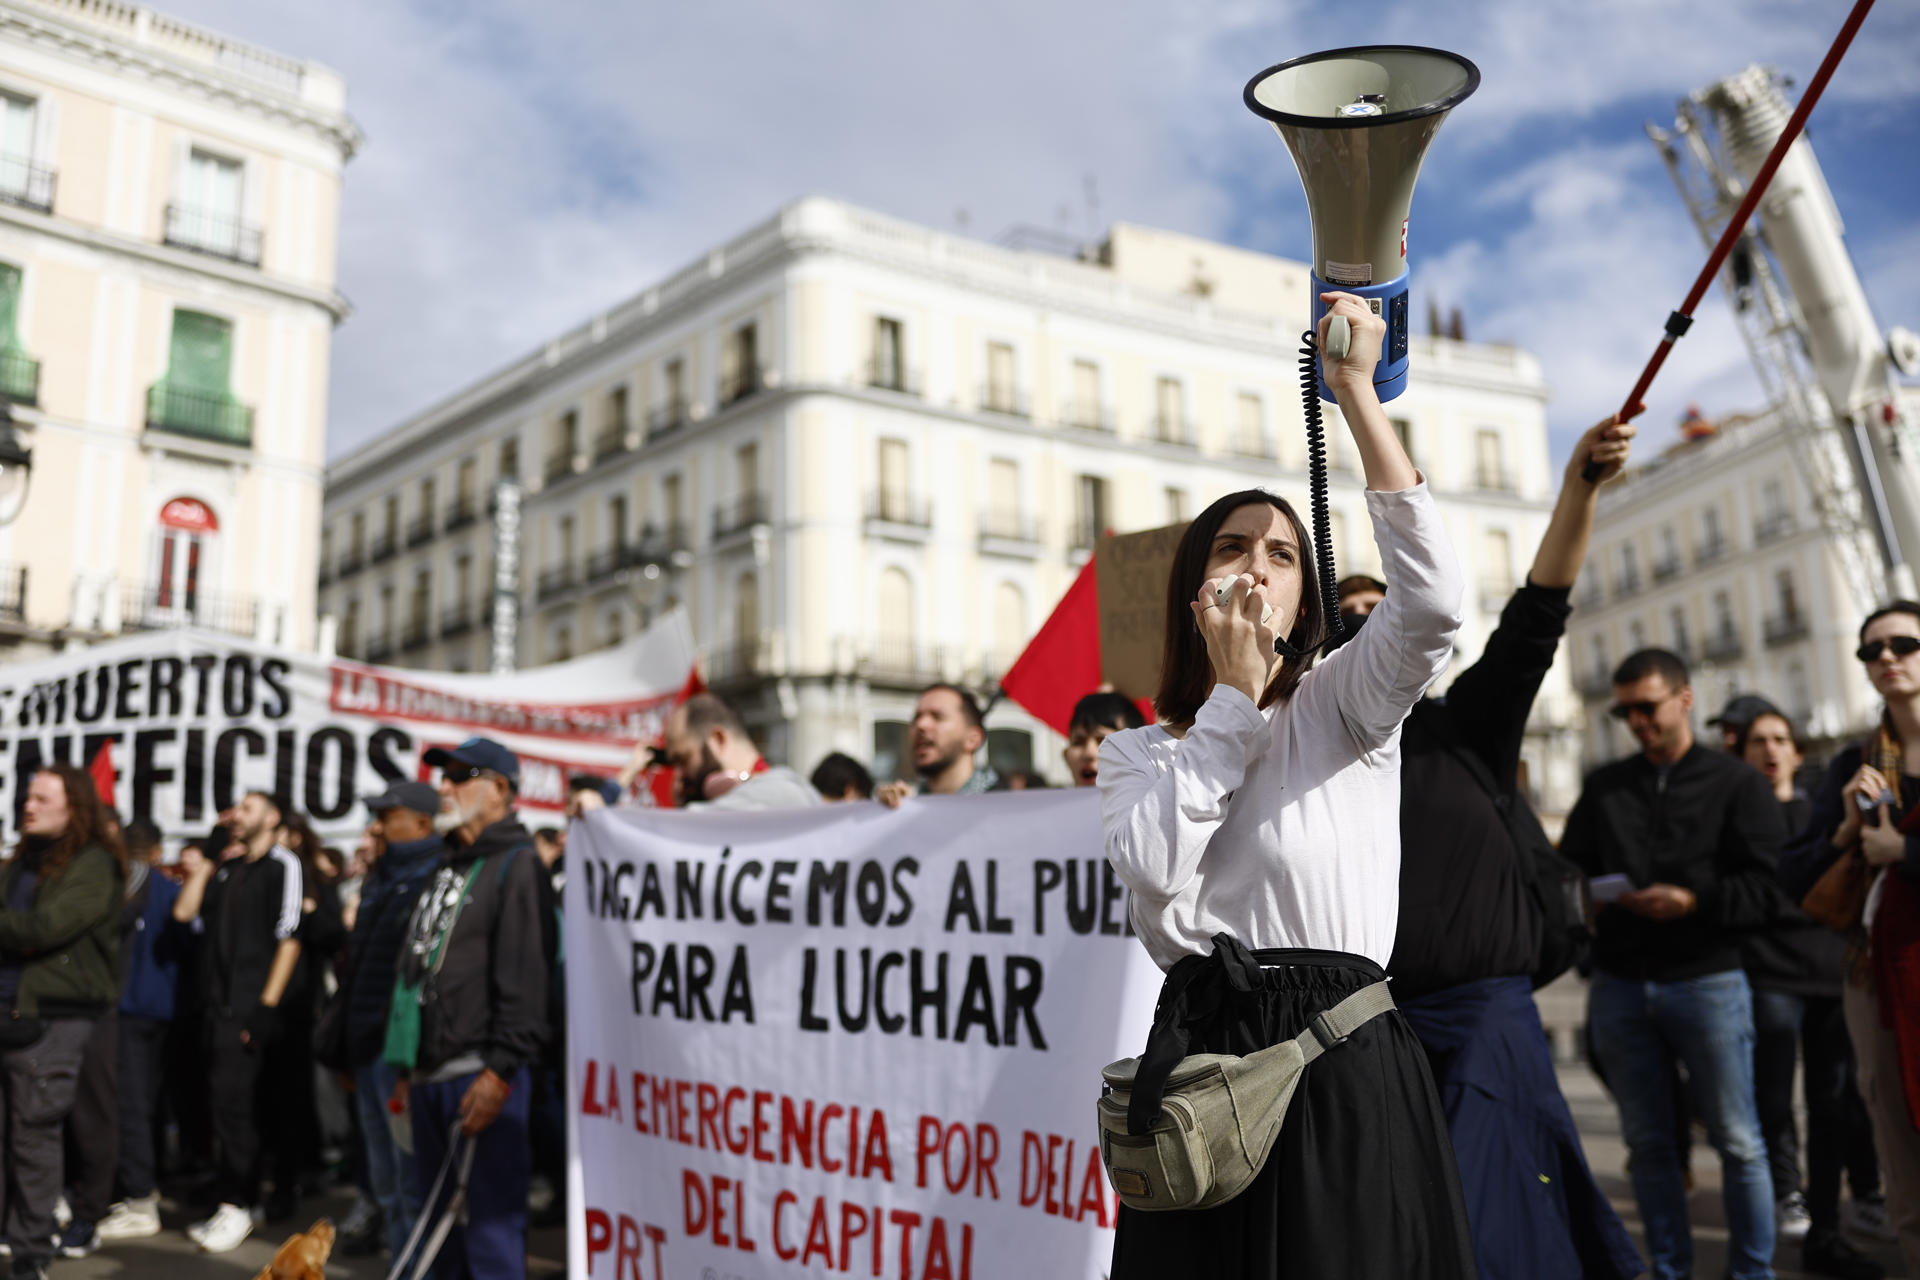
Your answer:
[163,203,263,266]
[713,493,771,539]
[0,347,39,405]
[146,382,253,446]
[0,153,53,213]
[865,490,931,528]
[122,584,257,637]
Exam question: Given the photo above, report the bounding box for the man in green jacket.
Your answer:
[0,764,124,1280]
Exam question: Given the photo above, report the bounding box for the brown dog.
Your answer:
[252,1218,336,1280]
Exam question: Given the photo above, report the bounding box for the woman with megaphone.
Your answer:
[1098,293,1475,1278]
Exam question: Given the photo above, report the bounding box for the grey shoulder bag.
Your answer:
[1097,977,1394,1212]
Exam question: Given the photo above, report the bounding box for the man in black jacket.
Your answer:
[341,781,442,1259]
[1561,648,1788,1280]
[1386,419,1642,1280]
[393,738,548,1280]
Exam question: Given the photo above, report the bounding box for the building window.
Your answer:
[992,581,1026,675]
[499,437,519,480]
[349,512,365,561]
[604,611,625,650]
[1482,529,1513,594]
[553,626,573,662]
[152,497,219,616]
[1628,618,1646,650]
[1474,430,1507,490]
[1390,417,1415,464]
[877,566,915,670]
[721,322,760,404]
[549,410,580,482]
[663,473,683,530]
[168,148,257,264]
[1154,377,1187,445]
[1073,475,1108,551]
[339,598,359,656]
[608,494,628,550]
[985,342,1019,415]
[0,93,50,213]
[877,438,911,522]
[985,458,1023,541]
[1165,487,1189,523]
[0,261,38,403]
[872,317,905,391]
[664,357,686,413]
[413,478,435,545]
[986,728,1034,780]
[733,571,759,674]
[1619,543,1640,593]
[872,720,908,783]
[408,570,430,645]
[454,554,472,611]
[149,310,249,445]
[1236,393,1265,457]
[1700,507,1726,561]
[1670,606,1691,658]
[1713,590,1737,640]
[1069,359,1103,430]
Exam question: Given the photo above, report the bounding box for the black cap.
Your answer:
[362,780,441,818]
[569,775,622,806]
[422,737,521,788]
[1706,693,1785,730]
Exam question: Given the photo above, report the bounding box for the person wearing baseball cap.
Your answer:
[1707,693,1787,751]
[334,780,442,1259]
[390,737,549,1279]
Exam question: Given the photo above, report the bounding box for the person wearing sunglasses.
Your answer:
[1560,648,1788,1280]
[1780,602,1920,1276]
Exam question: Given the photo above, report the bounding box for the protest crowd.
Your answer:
[0,325,1915,1280]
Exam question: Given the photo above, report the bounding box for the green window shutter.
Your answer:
[0,264,20,348]
[167,310,232,393]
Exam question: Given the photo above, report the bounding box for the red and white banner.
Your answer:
[0,612,697,841]
[565,792,1163,1280]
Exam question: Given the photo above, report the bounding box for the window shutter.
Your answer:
[168,310,233,392]
[0,264,20,348]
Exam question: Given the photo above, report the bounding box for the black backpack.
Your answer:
[1442,733,1592,989]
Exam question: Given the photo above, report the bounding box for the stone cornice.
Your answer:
[0,3,362,159]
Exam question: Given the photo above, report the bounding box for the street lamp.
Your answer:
[0,401,32,526]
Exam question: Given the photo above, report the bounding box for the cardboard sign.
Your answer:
[1095,524,1185,702]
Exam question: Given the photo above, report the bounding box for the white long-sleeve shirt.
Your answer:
[1099,481,1464,971]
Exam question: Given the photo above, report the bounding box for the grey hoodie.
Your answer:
[698,765,822,811]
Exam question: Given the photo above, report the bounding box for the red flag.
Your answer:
[88,741,116,810]
[999,559,1105,737]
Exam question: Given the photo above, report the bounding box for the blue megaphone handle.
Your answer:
[1310,270,1411,404]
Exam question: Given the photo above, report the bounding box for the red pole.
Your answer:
[1583,0,1878,480]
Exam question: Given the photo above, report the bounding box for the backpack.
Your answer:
[1441,731,1592,989]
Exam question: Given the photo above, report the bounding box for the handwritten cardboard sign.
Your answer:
[1095,524,1185,702]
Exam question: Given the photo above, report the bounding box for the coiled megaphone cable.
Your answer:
[1275,329,1346,661]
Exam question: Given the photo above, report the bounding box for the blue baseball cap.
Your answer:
[362,780,441,818]
[423,737,521,789]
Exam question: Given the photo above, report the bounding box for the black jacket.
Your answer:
[1561,743,1788,982]
[1780,743,1920,900]
[1742,793,1850,998]
[401,819,548,1080]
[199,844,303,1018]
[1389,582,1566,997]
[345,835,442,1067]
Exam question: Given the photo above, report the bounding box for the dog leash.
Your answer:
[385,1120,476,1280]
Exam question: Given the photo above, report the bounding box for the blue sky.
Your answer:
[165,1,1920,466]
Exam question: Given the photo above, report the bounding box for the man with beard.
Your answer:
[660,693,819,810]
[172,790,303,1254]
[388,738,549,1280]
[876,684,998,805]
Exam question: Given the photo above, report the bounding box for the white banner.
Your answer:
[565,791,1164,1280]
[0,613,697,843]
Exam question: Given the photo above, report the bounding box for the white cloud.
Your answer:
[156,0,1919,465]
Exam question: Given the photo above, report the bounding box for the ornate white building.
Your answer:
[0,0,358,657]
[321,197,1576,797]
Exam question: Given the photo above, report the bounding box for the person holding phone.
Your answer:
[1099,293,1474,1278]
[1779,602,1920,1275]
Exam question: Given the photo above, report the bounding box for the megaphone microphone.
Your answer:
[1245,46,1479,404]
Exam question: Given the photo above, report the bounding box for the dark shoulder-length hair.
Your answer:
[1154,489,1325,729]
[22,763,128,881]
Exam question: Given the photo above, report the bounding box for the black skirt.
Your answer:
[1111,945,1477,1280]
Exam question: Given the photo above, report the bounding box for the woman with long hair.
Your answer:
[1782,601,1920,1274]
[1099,295,1472,1278]
[0,764,126,1278]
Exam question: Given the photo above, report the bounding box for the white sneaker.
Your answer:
[1776,1190,1813,1241]
[97,1195,163,1240]
[52,1195,71,1229]
[1845,1192,1895,1243]
[193,1202,254,1253]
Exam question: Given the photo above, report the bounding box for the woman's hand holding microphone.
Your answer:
[1192,574,1275,704]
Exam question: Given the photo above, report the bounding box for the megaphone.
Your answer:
[1245,46,1478,402]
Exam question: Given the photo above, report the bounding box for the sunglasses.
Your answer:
[1856,635,1920,663]
[1609,693,1677,721]
[440,763,493,784]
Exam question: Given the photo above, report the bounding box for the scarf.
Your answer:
[1874,721,1920,1133]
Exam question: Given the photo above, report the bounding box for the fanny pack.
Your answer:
[1097,977,1394,1212]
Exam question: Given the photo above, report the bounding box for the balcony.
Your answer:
[0,565,25,622]
[0,347,39,405]
[441,602,475,638]
[545,445,581,485]
[1695,536,1728,567]
[1068,516,1103,555]
[1754,512,1797,544]
[1151,417,1197,449]
[122,585,257,638]
[163,203,263,267]
[444,497,478,532]
[593,421,631,463]
[713,492,771,540]
[1061,402,1115,434]
[338,548,365,578]
[1615,571,1642,599]
[1702,631,1745,662]
[406,514,435,548]
[1652,555,1684,583]
[317,561,332,587]
[719,366,765,407]
[1230,434,1277,461]
[537,563,579,602]
[146,382,253,447]
[401,617,433,652]
[979,383,1029,419]
[706,638,766,686]
[0,153,54,214]
[369,531,397,564]
[865,490,932,531]
[642,521,691,565]
[364,632,395,663]
[1473,465,1515,493]
[861,635,943,687]
[647,401,689,440]
[979,508,1042,556]
[1764,612,1810,648]
[867,360,921,396]
[1576,670,1614,699]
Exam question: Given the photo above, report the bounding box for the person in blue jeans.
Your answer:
[342,782,444,1259]
[1561,648,1788,1280]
